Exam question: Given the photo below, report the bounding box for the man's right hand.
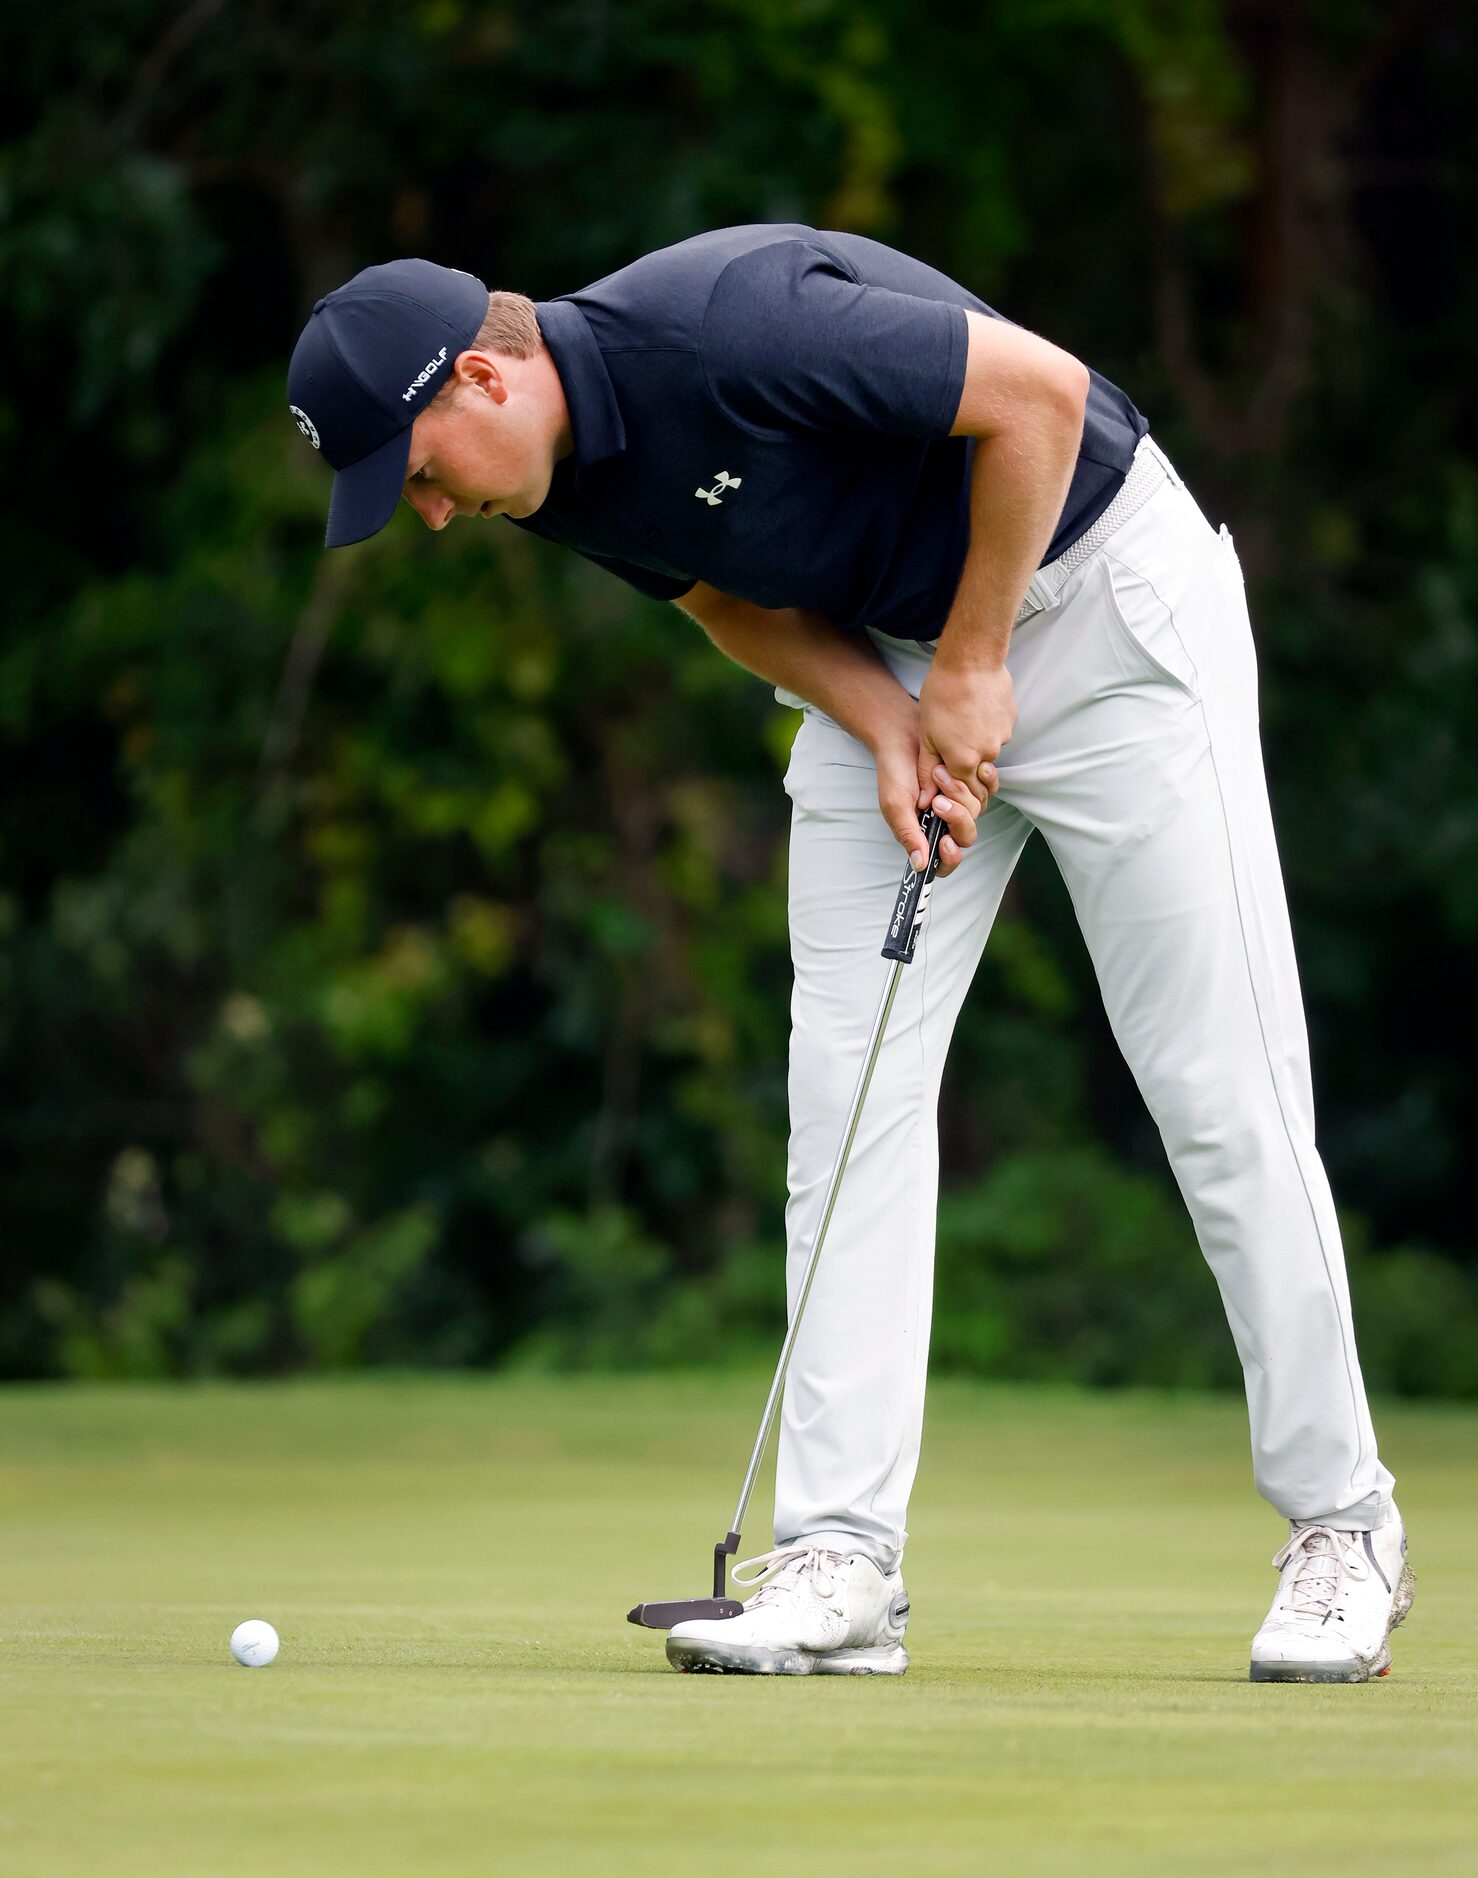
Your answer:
[871,700,995,879]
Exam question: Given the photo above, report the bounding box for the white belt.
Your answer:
[1013,433,1176,623]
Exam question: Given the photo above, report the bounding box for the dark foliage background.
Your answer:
[2,0,1474,1388]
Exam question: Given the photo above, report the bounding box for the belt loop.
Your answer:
[1029,569,1060,611]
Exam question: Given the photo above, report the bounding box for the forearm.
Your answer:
[676,585,997,883]
[935,385,1087,673]
[677,592,916,753]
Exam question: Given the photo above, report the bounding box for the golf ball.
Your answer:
[230,1619,280,1668]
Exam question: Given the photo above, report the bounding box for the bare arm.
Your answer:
[672,582,917,754]
[910,311,1089,824]
[940,308,1091,673]
[672,582,989,876]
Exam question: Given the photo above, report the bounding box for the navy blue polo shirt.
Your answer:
[507,224,1148,641]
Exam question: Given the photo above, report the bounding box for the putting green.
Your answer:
[2,1375,1474,1875]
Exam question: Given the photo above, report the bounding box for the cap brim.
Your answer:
[324,426,413,548]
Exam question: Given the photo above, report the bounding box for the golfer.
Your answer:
[287,225,1413,1682]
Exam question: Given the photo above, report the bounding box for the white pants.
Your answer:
[774,436,1394,1574]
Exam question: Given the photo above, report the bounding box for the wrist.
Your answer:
[859,684,920,757]
[930,631,1009,676]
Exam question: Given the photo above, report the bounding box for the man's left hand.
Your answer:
[917,659,1018,811]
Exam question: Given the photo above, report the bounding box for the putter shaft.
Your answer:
[726,956,904,1538]
[628,811,946,1630]
[727,809,946,1543]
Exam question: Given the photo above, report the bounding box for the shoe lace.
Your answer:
[1272,1523,1368,1620]
[731,1543,846,1607]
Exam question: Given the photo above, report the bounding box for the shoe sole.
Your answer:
[665,1638,908,1676]
[1249,1560,1416,1684]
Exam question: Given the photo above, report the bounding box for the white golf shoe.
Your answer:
[1249,1507,1415,1683]
[666,1542,909,1675]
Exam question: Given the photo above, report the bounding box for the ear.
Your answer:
[452,349,506,401]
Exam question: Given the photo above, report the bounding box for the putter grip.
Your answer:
[881,808,946,963]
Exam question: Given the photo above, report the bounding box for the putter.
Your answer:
[628,807,948,1628]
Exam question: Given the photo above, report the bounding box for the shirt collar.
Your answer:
[534,298,627,478]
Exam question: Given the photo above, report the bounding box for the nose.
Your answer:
[405,487,456,531]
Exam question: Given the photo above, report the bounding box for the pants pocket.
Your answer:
[1099,549,1201,700]
[1206,520,1262,719]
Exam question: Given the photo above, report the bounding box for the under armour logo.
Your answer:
[695,469,742,505]
[289,405,320,450]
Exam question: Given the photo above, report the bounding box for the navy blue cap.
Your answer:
[287,259,489,548]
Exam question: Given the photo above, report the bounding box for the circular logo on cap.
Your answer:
[289,405,321,450]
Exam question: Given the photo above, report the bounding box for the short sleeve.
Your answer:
[701,240,969,440]
[575,546,695,603]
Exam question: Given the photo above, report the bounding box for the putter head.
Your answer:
[628,1529,746,1629]
[627,1595,743,1630]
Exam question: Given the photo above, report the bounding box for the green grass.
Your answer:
[1,1375,1474,1875]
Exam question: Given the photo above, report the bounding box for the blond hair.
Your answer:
[428,291,543,406]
